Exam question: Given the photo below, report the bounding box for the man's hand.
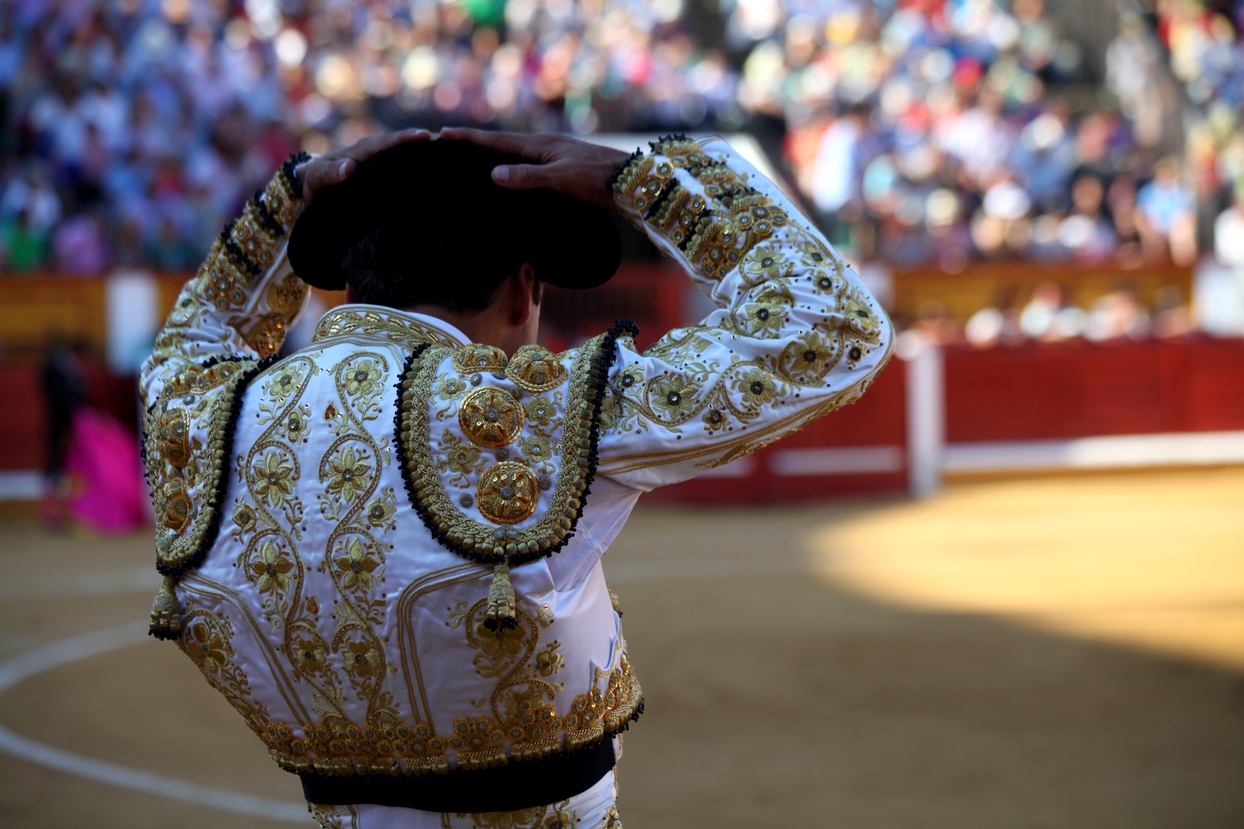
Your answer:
[299,129,433,203]
[439,128,632,212]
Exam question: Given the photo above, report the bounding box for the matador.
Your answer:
[141,128,894,828]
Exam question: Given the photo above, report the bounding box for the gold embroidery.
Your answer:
[397,339,603,560]
[179,599,272,735]
[453,343,508,374]
[307,803,361,829]
[145,360,256,575]
[476,462,540,525]
[459,387,526,449]
[311,308,465,350]
[506,344,569,392]
[229,274,309,357]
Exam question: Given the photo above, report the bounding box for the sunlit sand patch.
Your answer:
[804,469,1244,671]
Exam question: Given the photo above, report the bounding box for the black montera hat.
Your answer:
[287,140,622,293]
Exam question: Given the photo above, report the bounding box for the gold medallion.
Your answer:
[458,387,525,449]
[506,344,568,392]
[451,343,508,374]
[476,462,540,524]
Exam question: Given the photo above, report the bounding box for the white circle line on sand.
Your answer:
[0,621,307,824]
[0,567,156,601]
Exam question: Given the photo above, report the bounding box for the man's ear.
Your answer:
[509,263,537,326]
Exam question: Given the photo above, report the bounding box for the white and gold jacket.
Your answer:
[141,137,893,800]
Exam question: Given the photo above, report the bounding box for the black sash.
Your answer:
[299,737,615,813]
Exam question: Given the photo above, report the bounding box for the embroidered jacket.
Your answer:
[141,137,893,792]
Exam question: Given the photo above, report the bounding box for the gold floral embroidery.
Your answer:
[364,497,396,527]
[155,408,194,468]
[324,446,373,503]
[248,539,295,594]
[778,331,838,383]
[229,274,309,357]
[311,308,464,350]
[436,374,470,401]
[344,359,382,397]
[648,374,701,421]
[178,598,271,732]
[342,637,383,678]
[333,537,381,591]
[307,802,361,829]
[741,246,792,285]
[524,394,559,426]
[160,477,193,532]
[441,431,486,487]
[734,287,794,338]
[252,450,296,508]
[735,367,778,409]
[601,806,622,829]
[231,503,256,532]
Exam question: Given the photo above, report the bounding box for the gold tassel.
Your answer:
[149,575,183,640]
[484,560,517,631]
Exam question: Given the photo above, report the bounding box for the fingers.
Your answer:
[358,128,432,158]
[491,162,553,190]
[442,127,549,160]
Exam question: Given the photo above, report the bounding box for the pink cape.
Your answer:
[65,408,150,534]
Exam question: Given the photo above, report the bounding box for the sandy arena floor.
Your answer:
[1,468,1242,828]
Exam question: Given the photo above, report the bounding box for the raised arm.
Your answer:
[140,130,434,409]
[138,153,311,409]
[594,135,894,488]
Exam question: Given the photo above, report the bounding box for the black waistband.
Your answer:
[299,737,616,813]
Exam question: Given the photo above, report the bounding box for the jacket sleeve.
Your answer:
[595,135,895,491]
[139,153,313,409]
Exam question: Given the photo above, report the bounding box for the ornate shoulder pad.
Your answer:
[395,323,636,626]
[144,356,273,637]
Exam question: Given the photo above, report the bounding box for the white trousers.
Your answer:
[308,769,621,829]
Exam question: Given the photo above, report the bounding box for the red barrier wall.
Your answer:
[944,338,1244,443]
[654,359,909,503]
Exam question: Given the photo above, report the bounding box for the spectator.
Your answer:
[0,208,48,272]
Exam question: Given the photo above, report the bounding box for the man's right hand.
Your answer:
[439,129,632,212]
[299,128,433,203]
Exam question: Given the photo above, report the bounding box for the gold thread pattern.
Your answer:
[459,387,526,449]
[453,344,509,374]
[311,308,465,350]
[506,344,569,392]
[397,338,604,560]
[476,462,540,525]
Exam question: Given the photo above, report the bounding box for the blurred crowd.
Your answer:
[780,0,1239,271]
[0,0,1242,294]
[905,280,1197,348]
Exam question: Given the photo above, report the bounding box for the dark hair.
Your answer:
[341,225,528,313]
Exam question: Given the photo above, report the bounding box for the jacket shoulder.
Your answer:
[144,356,271,577]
